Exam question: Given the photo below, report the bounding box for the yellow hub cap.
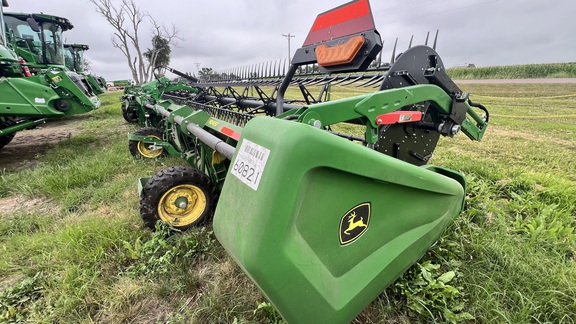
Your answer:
[158,184,207,226]
[137,135,163,158]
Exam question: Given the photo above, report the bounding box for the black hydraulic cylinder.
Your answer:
[165,67,199,83]
[276,65,299,115]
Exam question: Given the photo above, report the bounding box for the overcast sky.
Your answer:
[6,0,576,81]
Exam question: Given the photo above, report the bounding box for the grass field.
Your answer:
[1,82,575,323]
[447,63,576,79]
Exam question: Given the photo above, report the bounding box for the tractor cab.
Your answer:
[64,43,88,73]
[4,12,72,72]
[0,1,9,51]
[3,12,101,101]
[64,43,106,94]
[0,0,25,77]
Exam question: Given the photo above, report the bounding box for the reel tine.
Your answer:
[340,75,364,86]
[332,75,352,85]
[304,76,326,86]
[360,75,385,88]
[357,74,383,87]
[390,38,398,64]
[377,40,383,67]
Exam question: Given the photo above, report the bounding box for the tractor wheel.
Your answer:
[128,127,165,159]
[122,103,139,123]
[0,133,15,151]
[0,120,16,151]
[140,166,216,230]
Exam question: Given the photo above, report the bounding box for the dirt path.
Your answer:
[0,118,83,172]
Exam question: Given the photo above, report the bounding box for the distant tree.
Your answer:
[198,67,214,81]
[144,35,171,77]
[83,58,93,72]
[89,0,180,84]
[313,63,320,73]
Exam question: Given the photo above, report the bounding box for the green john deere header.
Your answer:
[121,0,489,322]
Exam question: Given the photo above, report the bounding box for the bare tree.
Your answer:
[83,58,93,72]
[88,0,180,84]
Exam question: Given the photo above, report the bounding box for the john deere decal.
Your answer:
[339,202,371,245]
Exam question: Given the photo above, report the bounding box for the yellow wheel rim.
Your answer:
[137,135,163,158]
[158,184,207,227]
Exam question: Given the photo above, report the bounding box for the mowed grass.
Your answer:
[432,83,576,322]
[0,82,575,323]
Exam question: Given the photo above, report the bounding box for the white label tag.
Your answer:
[230,139,270,191]
[35,98,46,104]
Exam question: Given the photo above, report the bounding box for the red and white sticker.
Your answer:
[230,139,270,191]
[376,111,423,125]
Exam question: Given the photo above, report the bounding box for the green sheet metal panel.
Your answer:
[213,116,465,323]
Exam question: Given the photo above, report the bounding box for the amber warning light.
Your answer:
[316,36,365,67]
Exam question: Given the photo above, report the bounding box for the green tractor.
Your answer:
[3,11,100,107]
[0,1,100,151]
[64,43,107,94]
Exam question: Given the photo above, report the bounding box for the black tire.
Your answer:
[128,127,166,159]
[122,102,139,123]
[0,133,15,151]
[0,120,16,151]
[140,166,216,230]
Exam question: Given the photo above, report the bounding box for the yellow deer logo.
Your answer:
[339,202,371,245]
[344,211,367,235]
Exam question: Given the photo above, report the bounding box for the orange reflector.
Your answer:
[221,126,241,141]
[316,35,365,67]
[376,111,423,125]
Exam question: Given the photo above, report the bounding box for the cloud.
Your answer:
[7,0,576,81]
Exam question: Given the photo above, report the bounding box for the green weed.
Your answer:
[252,302,285,323]
[121,222,212,276]
[0,272,44,322]
[391,261,474,323]
[510,193,576,247]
